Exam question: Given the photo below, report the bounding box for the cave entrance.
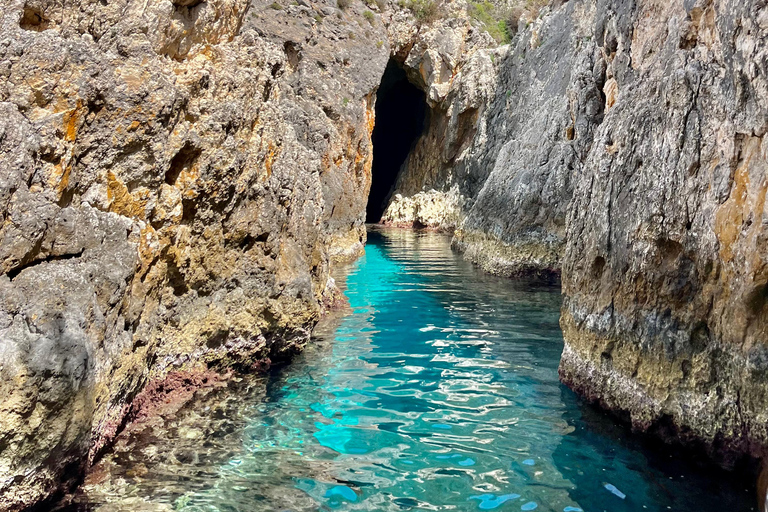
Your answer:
[366,59,428,223]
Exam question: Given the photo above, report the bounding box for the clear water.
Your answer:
[72,228,756,512]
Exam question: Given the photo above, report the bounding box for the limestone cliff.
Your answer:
[382,1,605,278]
[0,0,390,507]
[384,0,768,467]
[0,0,500,508]
[559,0,768,464]
[3,0,768,508]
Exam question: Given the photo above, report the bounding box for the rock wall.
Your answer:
[560,0,768,464]
[4,0,768,507]
[0,0,502,506]
[383,0,768,466]
[382,1,605,277]
[0,0,391,507]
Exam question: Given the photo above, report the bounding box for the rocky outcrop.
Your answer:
[453,2,605,278]
[0,0,507,506]
[3,0,768,507]
[560,0,768,464]
[381,1,605,277]
[383,0,768,466]
[381,188,463,229]
[0,0,391,507]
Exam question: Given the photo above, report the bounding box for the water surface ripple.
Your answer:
[74,228,755,512]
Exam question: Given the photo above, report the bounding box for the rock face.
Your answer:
[0,0,391,507]
[3,0,768,507]
[0,0,503,506]
[382,1,605,277]
[560,0,768,463]
[455,2,606,278]
[381,0,768,466]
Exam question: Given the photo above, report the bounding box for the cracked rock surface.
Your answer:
[560,0,768,465]
[0,0,496,507]
[0,0,391,507]
[3,0,768,508]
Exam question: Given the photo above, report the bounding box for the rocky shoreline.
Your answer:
[385,0,768,480]
[2,0,768,509]
[0,0,494,507]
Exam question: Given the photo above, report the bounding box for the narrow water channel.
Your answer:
[70,228,755,511]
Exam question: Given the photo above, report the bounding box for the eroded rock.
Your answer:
[0,0,390,507]
[382,0,768,467]
[0,0,497,508]
[560,0,768,464]
[382,1,604,278]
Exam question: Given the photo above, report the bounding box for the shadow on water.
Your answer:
[553,388,758,512]
[60,227,756,512]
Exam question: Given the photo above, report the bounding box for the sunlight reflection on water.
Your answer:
[69,227,755,512]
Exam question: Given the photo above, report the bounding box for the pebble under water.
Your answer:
[70,227,756,512]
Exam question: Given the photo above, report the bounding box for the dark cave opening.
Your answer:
[366,59,428,223]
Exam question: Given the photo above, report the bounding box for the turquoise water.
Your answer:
[73,228,755,511]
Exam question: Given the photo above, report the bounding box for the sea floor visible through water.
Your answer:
[62,227,756,512]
